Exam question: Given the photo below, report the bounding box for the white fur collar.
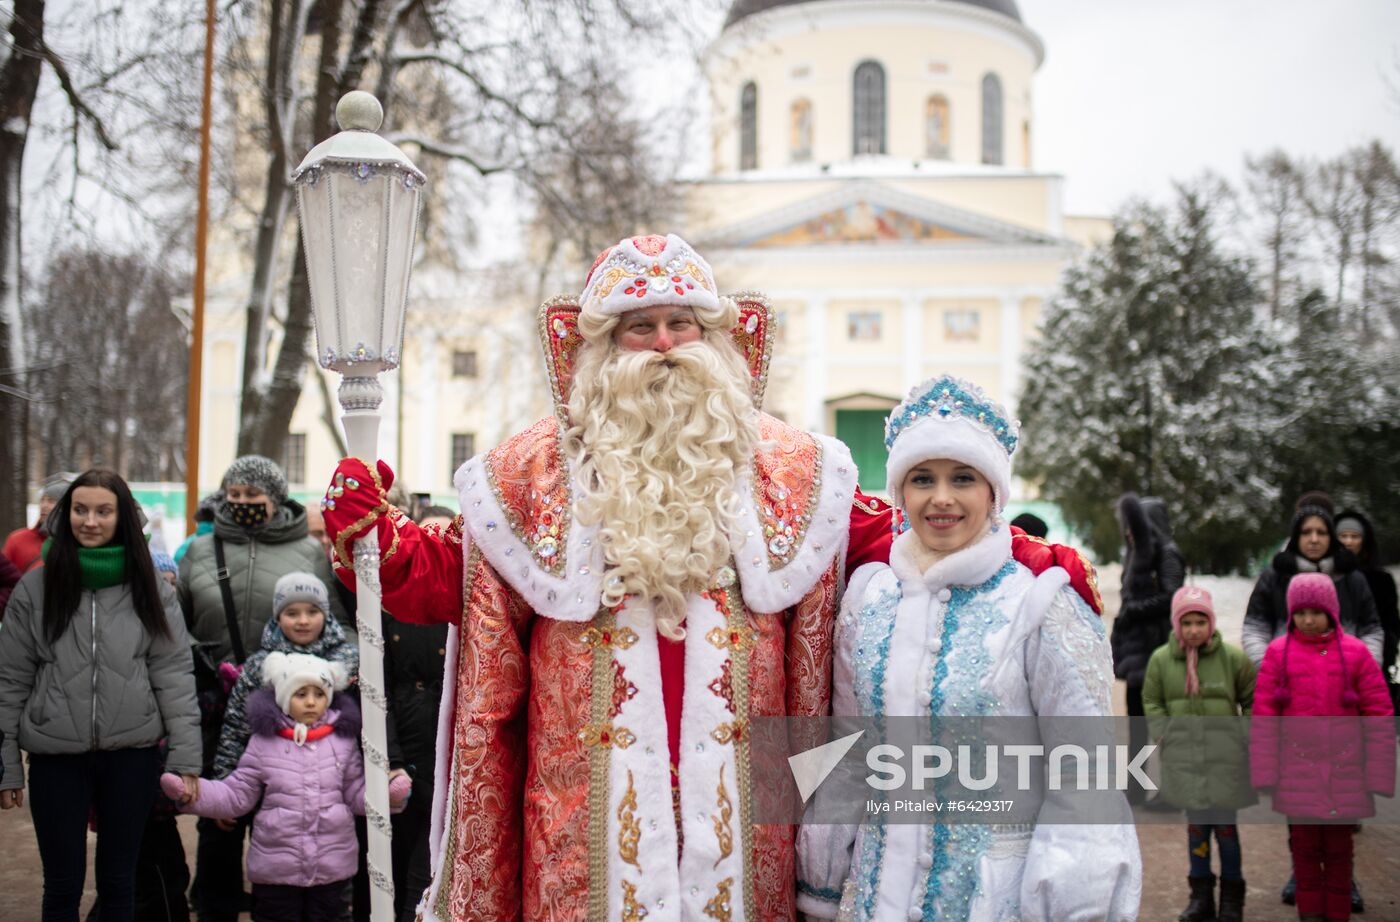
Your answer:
[455,453,607,621]
[729,432,857,614]
[888,521,1012,595]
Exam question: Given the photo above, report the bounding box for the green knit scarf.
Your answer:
[41,540,128,590]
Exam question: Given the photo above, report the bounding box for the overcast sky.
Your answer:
[1019,0,1400,216]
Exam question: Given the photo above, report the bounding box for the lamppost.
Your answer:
[292,90,425,922]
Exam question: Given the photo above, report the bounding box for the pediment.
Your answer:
[749,201,973,246]
[701,180,1065,250]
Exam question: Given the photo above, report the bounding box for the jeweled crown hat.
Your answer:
[884,375,1019,513]
[578,233,720,320]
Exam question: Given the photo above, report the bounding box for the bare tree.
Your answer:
[226,0,715,461]
[25,247,188,481]
[1244,149,1306,320]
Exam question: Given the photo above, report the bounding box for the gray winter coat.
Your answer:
[0,569,202,788]
[178,499,352,665]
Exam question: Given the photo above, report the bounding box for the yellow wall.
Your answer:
[709,8,1039,173]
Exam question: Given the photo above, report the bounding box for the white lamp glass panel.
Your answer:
[329,172,387,366]
[380,181,419,364]
[298,179,343,362]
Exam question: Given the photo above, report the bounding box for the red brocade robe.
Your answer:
[326,420,1103,922]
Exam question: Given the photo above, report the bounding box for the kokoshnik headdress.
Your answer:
[884,375,1020,516]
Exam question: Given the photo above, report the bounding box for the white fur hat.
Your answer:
[261,651,349,714]
[578,233,719,319]
[884,375,1019,514]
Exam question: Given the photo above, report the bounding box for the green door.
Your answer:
[835,409,890,492]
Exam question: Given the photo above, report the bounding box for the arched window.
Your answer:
[790,98,813,162]
[852,61,886,155]
[925,94,950,160]
[981,72,1003,165]
[739,82,758,171]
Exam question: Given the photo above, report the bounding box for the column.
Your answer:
[999,294,1021,415]
[804,297,828,432]
[902,294,923,392]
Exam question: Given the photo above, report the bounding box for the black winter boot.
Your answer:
[1179,874,1217,922]
[1216,878,1245,922]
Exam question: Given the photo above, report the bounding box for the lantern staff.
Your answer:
[292,90,425,922]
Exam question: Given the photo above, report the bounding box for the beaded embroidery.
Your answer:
[480,418,574,576]
[917,562,1016,920]
[1041,590,1113,712]
[752,415,823,569]
[884,375,1019,456]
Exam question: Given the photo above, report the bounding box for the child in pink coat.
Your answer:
[1251,573,1395,922]
[162,652,410,921]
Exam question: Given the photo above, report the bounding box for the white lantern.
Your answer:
[291,91,424,922]
[294,91,424,378]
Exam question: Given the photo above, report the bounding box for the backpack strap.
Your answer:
[213,537,248,664]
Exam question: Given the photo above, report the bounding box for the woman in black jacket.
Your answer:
[1111,493,1186,807]
[1336,509,1399,706]
[1241,503,1382,667]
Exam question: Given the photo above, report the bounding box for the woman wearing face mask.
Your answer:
[176,455,351,922]
[796,376,1141,921]
[0,469,201,921]
[1241,501,1382,670]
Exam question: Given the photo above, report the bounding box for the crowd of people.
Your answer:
[1121,489,1397,922]
[0,459,453,922]
[0,232,1393,922]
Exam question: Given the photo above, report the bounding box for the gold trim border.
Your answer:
[586,608,618,921]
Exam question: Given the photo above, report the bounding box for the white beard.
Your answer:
[564,337,760,639]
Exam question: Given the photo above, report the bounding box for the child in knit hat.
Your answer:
[163,652,409,921]
[1251,573,1395,922]
[212,572,359,780]
[1142,586,1256,922]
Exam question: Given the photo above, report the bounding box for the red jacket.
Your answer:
[1251,614,1395,820]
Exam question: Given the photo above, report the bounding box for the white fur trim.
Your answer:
[732,433,857,614]
[454,453,606,621]
[887,521,1013,595]
[579,233,720,318]
[605,594,746,918]
[607,598,683,914]
[986,565,1071,700]
[885,415,1012,513]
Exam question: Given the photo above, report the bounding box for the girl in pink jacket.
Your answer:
[162,652,409,921]
[1251,572,1395,922]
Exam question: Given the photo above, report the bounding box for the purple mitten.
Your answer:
[160,772,187,801]
[388,773,412,806]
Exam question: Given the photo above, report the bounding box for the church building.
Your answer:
[687,0,1106,492]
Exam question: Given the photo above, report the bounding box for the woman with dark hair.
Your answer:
[1242,502,1382,667]
[0,469,201,921]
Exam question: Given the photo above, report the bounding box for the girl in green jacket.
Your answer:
[1143,585,1257,922]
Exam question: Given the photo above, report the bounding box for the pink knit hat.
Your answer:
[1286,572,1339,623]
[1170,586,1216,698]
[1171,586,1216,637]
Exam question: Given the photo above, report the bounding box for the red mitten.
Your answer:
[160,772,187,801]
[388,772,412,806]
[321,458,397,569]
[1009,527,1104,616]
